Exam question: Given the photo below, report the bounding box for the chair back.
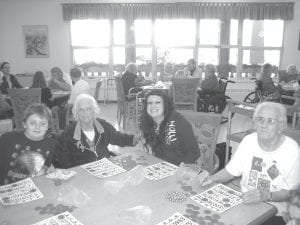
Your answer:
[0,119,13,136]
[178,110,222,174]
[8,88,41,131]
[171,78,200,111]
[50,106,60,134]
[115,74,126,106]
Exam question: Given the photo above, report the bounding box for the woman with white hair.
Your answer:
[121,62,152,99]
[54,94,139,168]
[197,102,300,225]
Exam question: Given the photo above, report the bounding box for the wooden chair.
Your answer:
[115,75,141,130]
[8,88,41,131]
[0,119,13,136]
[178,110,222,174]
[50,106,61,134]
[171,77,200,111]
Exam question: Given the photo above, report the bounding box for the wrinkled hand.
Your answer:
[242,189,270,204]
[197,170,212,187]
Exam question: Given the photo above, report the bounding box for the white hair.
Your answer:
[125,62,138,74]
[253,102,287,128]
[72,94,100,121]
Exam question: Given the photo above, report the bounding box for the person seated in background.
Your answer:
[68,67,90,105]
[198,102,300,225]
[174,70,186,79]
[0,62,23,94]
[31,71,69,109]
[31,71,53,108]
[53,94,139,169]
[284,64,298,84]
[139,90,200,166]
[48,67,72,92]
[0,71,12,119]
[284,187,300,225]
[159,62,174,82]
[0,103,56,185]
[121,62,152,99]
[197,64,220,112]
[199,64,219,95]
[257,63,277,95]
[183,59,203,79]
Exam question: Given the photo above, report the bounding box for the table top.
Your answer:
[0,150,277,225]
[51,90,71,98]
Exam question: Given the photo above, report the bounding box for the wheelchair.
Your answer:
[197,77,235,124]
[243,78,281,104]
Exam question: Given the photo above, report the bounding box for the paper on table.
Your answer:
[156,212,198,225]
[81,158,126,178]
[145,162,178,181]
[191,183,243,213]
[32,211,83,225]
[0,178,43,205]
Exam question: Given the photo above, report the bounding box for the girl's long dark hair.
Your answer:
[32,71,47,88]
[139,90,174,155]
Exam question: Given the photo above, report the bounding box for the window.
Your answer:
[135,20,152,45]
[155,19,195,47]
[199,19,220,45]
[71,20,109,47]
[70,18,284,78]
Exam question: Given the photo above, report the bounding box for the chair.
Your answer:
[8,88,41,131]
[178,110,222,174]
[50,106,61,134]
[171,77,200,111]
[94,80,102,102]
[0,119,13,136]
[115,75,140,130]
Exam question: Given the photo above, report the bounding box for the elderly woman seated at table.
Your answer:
[199,64,219,94]
[0,103,56,185]
[139,90,200,166]
[54,94,139,169]
[48,67,72,92]
[198,102,300,225]
[258,63,277,94]
[183,59,203,79]
[283,64,299,84]
[121,62,152,100]
[159,62,174,82]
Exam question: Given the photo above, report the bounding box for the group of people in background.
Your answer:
[0,60,299,225]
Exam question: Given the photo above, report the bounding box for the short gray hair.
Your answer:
[253,102,287,127]
[125,62,138,74]
[72,94,100,121]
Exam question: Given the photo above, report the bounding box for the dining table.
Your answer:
[0,150,277,225]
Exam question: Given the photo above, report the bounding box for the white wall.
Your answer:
[0,0,299,75]
[0,0,71,76]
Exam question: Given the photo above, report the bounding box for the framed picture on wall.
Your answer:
[23,25,49,58]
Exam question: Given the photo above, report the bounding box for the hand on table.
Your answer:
[242,189,270,204]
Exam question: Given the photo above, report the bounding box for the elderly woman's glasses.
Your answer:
[254,116,279,126]
[78,107,93,113]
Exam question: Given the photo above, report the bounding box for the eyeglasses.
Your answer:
[253,116,279,126]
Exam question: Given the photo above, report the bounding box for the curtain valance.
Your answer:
[62,2,294,21]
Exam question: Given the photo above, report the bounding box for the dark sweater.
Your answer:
[150,111,200,166]
[0,74,23,94]
[0,132,56,185]
[54,118,134,168]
